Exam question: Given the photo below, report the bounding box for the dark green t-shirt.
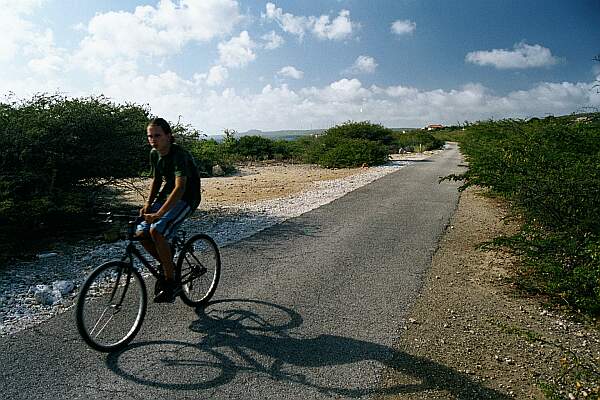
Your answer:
[150,143,201,209]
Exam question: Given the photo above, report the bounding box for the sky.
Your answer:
[2,0,600,134]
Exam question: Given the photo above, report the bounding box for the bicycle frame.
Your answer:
[102,215,210,308]
[121,241,163,280]
[120,217,187,281]
[113,228,192,301]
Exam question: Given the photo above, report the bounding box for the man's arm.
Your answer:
[141,177,162,215]
[153,176,187,218]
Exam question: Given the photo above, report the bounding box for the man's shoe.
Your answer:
[154,281,177,303]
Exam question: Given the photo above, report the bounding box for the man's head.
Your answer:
[147,118,174,154]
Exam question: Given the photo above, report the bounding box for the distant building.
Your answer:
[575,116,591,123]
[425,124,444,131]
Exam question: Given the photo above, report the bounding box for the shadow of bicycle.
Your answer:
[106,299,510,399]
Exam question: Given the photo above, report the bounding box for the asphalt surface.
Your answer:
[0,144,468,399]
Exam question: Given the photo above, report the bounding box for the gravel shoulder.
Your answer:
[0,153,428,337]
[377,187,600,400]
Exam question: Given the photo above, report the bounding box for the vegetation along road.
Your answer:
[0,145,470,399]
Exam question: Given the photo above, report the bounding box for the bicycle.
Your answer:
[75,213,221,352]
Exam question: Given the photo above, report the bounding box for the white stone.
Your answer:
[37,252,58,259]
[212,164,225,176]
[52,280,74,295]
[32,285,60,306]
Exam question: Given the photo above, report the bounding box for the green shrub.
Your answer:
[393,131,444,152]
[299,121,393,168]
[234,135,274,160]
[432,129,469,143]
[324,120,395,146]
[272,139,304,161]
[318,139,389,168]
[454,115,600,315]
[0,93,150,230]
[185,138,226,176]
[295,135,325,164]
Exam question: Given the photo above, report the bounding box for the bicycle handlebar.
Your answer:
[97,211,140,223]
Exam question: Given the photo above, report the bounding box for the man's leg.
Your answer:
[140,238,160,261]
[136,202,163,262]
[149,227,175,282]
[147,200,192,302]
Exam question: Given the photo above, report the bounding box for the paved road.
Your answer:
[1,144,496,399]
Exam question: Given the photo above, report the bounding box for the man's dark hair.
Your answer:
[148,117,175,143]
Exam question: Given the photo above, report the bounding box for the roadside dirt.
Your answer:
[200,163,366,206]
[120,163,368,206]
[377,187,600,400]
[119,152,434,207]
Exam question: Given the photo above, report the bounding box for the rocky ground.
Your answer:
[377,187,600,400]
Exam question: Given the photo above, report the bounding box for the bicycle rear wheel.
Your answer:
[76,261,147,352]
[176,234,221,307]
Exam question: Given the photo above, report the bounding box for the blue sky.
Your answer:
[2,0,599,134]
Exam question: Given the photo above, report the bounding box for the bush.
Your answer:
[453,115,600,315]
[295,135,324,164]
[324,120,395,146]
[272,139,304,162]
[393,131,444,152]
[234,135,274,160]
[303,121,393,168]
[318,139,389,168]
[0,93,150,230]
[185,138,224,176]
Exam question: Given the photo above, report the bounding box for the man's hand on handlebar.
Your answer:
[140,203,152,217]
[143,213,161,224]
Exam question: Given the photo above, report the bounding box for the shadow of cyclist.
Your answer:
[106,299,510,399]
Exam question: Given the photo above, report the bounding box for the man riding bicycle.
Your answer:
[136,117,201,303]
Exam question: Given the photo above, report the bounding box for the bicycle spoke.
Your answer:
[89,307,111,336]
[76,262,147,352]
[93,310,117,338]
[176,235,220,307]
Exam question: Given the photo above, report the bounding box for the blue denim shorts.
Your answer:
[136,200,192,239]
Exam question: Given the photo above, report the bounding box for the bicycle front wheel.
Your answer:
[176,234,221,307]
[76,261,147,352]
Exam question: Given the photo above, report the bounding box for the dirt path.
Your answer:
[377,187,600,400]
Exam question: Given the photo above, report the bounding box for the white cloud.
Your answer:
[261,31,284,50]
[0,0,63,65]
[24,29,68,76]
[218,31,256,68]
[301,78,371,103]
[262,3,356,41]
[345,55,378,74]
[313,10,354,40]
[85,64,599,133]
[466,42,559,69]
[206,65,229,86]
[263,3,311,38]
[74,0,241,70]
[382,85,419,98]
[278,66,303,79]
[391,19,416,36]
[27,52,64,75]
[0,0,45,14]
